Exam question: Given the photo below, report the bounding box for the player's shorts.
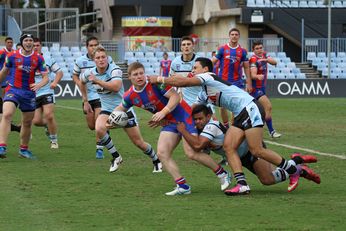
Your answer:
[241,151,259,174]
[229,80,245,89]
[161,120,197,135]
[250,88,266,100]
[35,94,55,109]
[3,86,36,112]
[0,97,3,113]
[233,100,265,130]
[100,107,138,128]
[82,98,101,115]
[1,79,8,88]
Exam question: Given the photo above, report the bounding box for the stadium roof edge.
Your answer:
[210,8,242,18]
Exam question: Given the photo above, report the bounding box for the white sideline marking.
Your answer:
[57,104,346,160]
[265,140,346,160]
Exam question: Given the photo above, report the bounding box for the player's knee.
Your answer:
[258,176,274,185]
[249,147,266,159]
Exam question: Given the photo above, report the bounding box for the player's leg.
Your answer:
[42,102,59,148]
[124,125,162,173]
[182,137,230,191]
[252,158,288,185]
[1,97,21,133]
[158,131,190,195]
[223,126,251,195]
[258,95,281,138]
[219,107,229,127]
[95,113,122,171]
[0,101,17,157]
[19,110,35,159]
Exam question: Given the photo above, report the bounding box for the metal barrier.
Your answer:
[303,38,346,61]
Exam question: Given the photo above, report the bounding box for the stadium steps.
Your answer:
[296,63,321,79]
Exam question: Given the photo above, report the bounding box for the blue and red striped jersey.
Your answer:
[249,53,268,89]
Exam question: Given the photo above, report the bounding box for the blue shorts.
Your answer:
[4,86,36,112]
[250,88,266,100]
[231,80,245,90]
[161,121,197,135]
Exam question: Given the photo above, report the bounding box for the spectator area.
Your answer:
[247,0,346,8]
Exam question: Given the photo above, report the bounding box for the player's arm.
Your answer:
[31,71,49,92]
[177,122,211,152]
[250,61,264,81]
[151,88,180,122]
[159,62,163,76]
[243,61,252,92]
[79,73,93,113]
[50,70,63,89]
[90,69,123,93]
[267,56,277,66]
[149,74,202,87]
[0,66,9,83]
[211,56,219,65]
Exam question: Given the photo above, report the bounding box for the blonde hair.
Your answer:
[128,62,145,76]
[92,45,106,57]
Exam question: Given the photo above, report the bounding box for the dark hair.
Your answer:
[252,40,263,50]
[163,52,168,56]
[212,51,216,55]
[181,36,194,44]
[228,28,240,36]
[128,62,145,76]
[192,104,212,116]
[5,37,13,42]
[86,36,98,47]
[33,37,41,43]
[195,57,213,72]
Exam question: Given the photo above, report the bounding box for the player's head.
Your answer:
[93,45,108,69]
[192,104,213,131]
[228,28,240,44]
[33,37,42,54]
[180,36,194,56]
[4,37,13,50]
[86,36,99,57]
[193,57,213,75]
[128,62,146,89]
[163,52,168,59]
[20,33,34,52]
[252,40,264,56]
[211,51,216,57]
[16,43,22,50]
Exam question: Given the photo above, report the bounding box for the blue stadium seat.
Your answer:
[42,46,49,53]
[155,51,164,58]
[290,0,299,7]
[72,51,82,57]
[124,52,134,60]
[50,47,59,53]
[277,52,286,58]
[307,52,316,61]
[134,52,145,59]
[256,0,265,7]
[267,52,276,58]
[145,52,155,58]
[70,46,80,53]
[286,62,296,69]
[196,51,206,57]
[271,68,280,75]
[333,0,343,7]
[60,46,69,53]
[286,73,295,79]
[296,73,306,79]
[247,0,256,7]
[337,52,346,58]
[81,47,87,54]
[317,52,326,58]
[175,52,182,57]
[127,58,137,64]
[277,62,286,68]
[145,67,155,75]
[276,73,286,79]
[299,0,309,7]
[292,68,301,75]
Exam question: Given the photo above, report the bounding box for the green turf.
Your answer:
[0,98,345,231]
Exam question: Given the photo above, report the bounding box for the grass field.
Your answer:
[1,98,346,231]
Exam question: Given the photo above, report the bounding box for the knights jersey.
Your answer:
[122,81,193,125]
[215,44,248,85]
[5,49,47,91]
[249,53,268,89]
[160,59,172,77]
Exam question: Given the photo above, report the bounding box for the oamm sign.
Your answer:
[267,79,346,98]
[54,81,81,99]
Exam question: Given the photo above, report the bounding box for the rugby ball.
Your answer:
[108,111,128,127]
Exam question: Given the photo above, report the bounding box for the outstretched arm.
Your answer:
[149,74,202,87]
[177,122,211,152]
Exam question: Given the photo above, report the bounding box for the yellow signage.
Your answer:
[122,17,173,27]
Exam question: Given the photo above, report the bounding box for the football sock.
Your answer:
[234,172,247,186]
[10,123,21,132]
[20,144,28,151]
[143,143,158,161]
[214,165,227,177]
[278,158,297,175]
[96,141,103,150]
[49,134,58,143]
[100,133,118,156]
[266,117,274,134]
[175,177,190,190]
[291,155,304,165]
[272,168,289,183]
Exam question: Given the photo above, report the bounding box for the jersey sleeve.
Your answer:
[110,68,123,80]
[249,56,257,68]
[121,93,133,109]
[80,69,90,83]
[37,55,48,73]
[73,60,81,75]
[215,46,224,60]
[200,122,219,141]
[4,55,13,68]
[241,48,249,62]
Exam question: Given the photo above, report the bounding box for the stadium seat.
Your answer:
[286,73,295,79]
[256,0,265,7]
[281,68,291,74]
[296,73,306,79]
[337,52,346,58]
[50,46,59,53]
[134,52,145,59]
[290,0,299,7]
[247,0,256,7]
[196,51,206,57]
[307,52,316,61]
[62,51,72,58]
[316,0,326,7]
[286,62,296,69]
[127,58,137,64]
[281,0,291,7]
[292,68,301,75]
[317,52,326,58]
[267,52,276,58]
[155,51,164,58]
[175,52,182,57]
[81,47,87,54]
[277,52,286,58]
[70,46,80,53]
[337,62,346,68]
[276,73,286,79]
[145,67,155,75]
[277,62,286,68]
[124,52,134,60]
[299,0,309,7]
[308,0,317,8]
[65,57,75,64]
[60,46,69,53]
[145,52,155,58]
[333,1,343,7]
[271,68,280,75]
[42,46,49,53]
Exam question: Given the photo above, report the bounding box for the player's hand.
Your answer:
[176,122,186,132]
[83,101,93,114]
[89,72,98,83]
[245,84,253,93]
[257,74,264,81]
[50,82,58,89]
[30,83,39,92]
[148,120,161,128]
[151,111,166,122]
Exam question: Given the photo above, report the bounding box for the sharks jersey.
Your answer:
[169,54,201,106]
[35,54,61,97]
[73,54,113,101]
[200,119,249,158]
[195,72,254,117]
[81,63,123,112]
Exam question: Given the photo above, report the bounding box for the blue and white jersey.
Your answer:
[169,54,201,106]
[81,63,123,112]
[196,72,254,117]
[200,119,249,158]
[73,54,114,101]
[35,54,61,97]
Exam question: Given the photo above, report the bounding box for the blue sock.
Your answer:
[266,117,274,134]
